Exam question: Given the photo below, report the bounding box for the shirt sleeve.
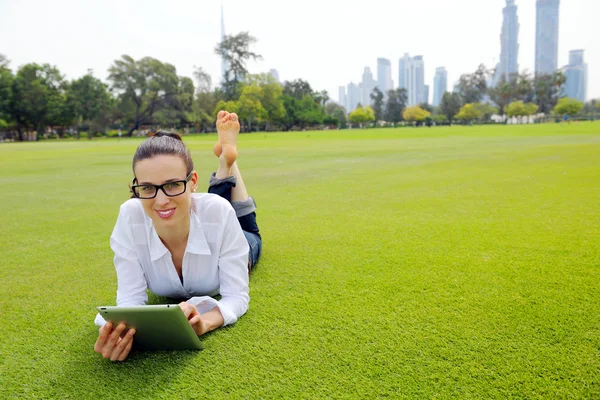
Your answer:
[94,204,148,327]
[187,206,249,326]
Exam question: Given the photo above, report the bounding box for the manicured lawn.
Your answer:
[1,123,599,399]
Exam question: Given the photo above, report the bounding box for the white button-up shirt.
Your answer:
[94,193,250,327]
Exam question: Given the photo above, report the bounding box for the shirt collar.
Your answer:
[186,208,212,256]
[148,209,212,261]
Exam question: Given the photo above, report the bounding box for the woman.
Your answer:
[94,111,261,361]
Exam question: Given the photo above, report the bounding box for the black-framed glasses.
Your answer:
[131,172,193,199]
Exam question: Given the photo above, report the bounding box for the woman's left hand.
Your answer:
[178,302,208,336]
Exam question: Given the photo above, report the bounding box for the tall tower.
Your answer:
[433,67,448,107]
[220,1,229,83]
[398,54,425,106]
[535,0,560,75]
[563,50,588,102]
[498,0,520,83]
[377,58,393,99]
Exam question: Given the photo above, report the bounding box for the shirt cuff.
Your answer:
[186,296,237,326]
[94,313,107,327]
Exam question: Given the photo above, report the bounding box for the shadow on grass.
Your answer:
[40,295,209,398]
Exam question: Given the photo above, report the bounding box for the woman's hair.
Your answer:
[132,131,194,180]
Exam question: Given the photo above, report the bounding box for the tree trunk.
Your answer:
[127,123,138,137]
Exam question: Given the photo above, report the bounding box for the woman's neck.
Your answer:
[156,218,190,253]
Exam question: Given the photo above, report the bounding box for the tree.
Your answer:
[0,55,13,129]
[370,87,384,121]
[403,106,431,124]
[295,94,325,128]
[236,85,267,131]
[553,98,584,117]
[325,102,347,127]
[11,63,67,140]
[283,79,314,100]
[313,90,329,108]
[215,32,262,100]
[384,88,407,124]
[473,103,499,122]
[348,106,375,127]
[440,92,462,124]
[108,55,180,136]
[457,64,490,103]
[67,71,113,138]
[455,104,483,124]
[244,74,286,129]
[506,101,539,123]
[514,71,534,103]
[192,66,217,132]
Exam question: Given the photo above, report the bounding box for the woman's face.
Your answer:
[133,155,198,231]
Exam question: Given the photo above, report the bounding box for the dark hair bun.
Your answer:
[152,131,183,141]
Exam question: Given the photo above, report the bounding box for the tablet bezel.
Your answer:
[96,305,203,351]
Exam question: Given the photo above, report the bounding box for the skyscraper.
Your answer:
[563,50,588,102]
[398,54,426,106]
[377,58,393,99]
[535,0,560,75]
[346,82,360,112]
[269,69,280,83]
[220,2,229,83]
[497,0,520,83]
[338,86,347,110]
[361,67,376,107]
[433,67,448,107]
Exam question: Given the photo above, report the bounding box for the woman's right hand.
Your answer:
[94,321,136,362]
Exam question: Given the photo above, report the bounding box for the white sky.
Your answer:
[0,0,597,101]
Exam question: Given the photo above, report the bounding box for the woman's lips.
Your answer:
[156,208,176,219]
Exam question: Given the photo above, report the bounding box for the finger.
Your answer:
[111,329,135,361]
[117,337,134,362]
[189,315,201,325]
[229,113,239,122]
[94,322,112,353]
[103,323,126,358]
[182,304,193,319]
[217,110,227,120]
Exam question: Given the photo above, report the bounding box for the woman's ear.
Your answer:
[191,171,199,192]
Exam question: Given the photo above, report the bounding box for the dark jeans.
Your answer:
[208,173,262,271]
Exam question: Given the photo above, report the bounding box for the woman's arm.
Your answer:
[185,206,249,332]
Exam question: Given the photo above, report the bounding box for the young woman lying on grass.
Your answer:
[94,111,261,361]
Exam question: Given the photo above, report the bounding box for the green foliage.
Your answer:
[554,98,584,117]
[11,63,67,138]
[0,57,13,125]
[506,101,539,118]
[455,103,483,122]
[473,103,499,122]
[67,71,113,135]
[107,55,199,135]
[370,87,384,121]
[384,88,407,123]
[457,64,490,103]
[348,105,375,126]
[440,92,462,124]
[403,106,431,123]
[213,100,238,119]
[215,32,262,100]
[244,74,286,126]
[325,102,347,127]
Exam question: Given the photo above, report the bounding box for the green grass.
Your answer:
[1,123,599,399]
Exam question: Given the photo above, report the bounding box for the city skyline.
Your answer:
[0,0,597,103]
[536,0,561,75]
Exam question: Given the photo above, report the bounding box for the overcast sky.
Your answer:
[0,0,597,102]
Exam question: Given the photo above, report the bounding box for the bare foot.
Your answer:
[214,110,239,166]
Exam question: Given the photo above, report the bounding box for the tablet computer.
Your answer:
[96,305,202,351]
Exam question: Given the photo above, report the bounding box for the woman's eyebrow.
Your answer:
[137,177,184,185]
